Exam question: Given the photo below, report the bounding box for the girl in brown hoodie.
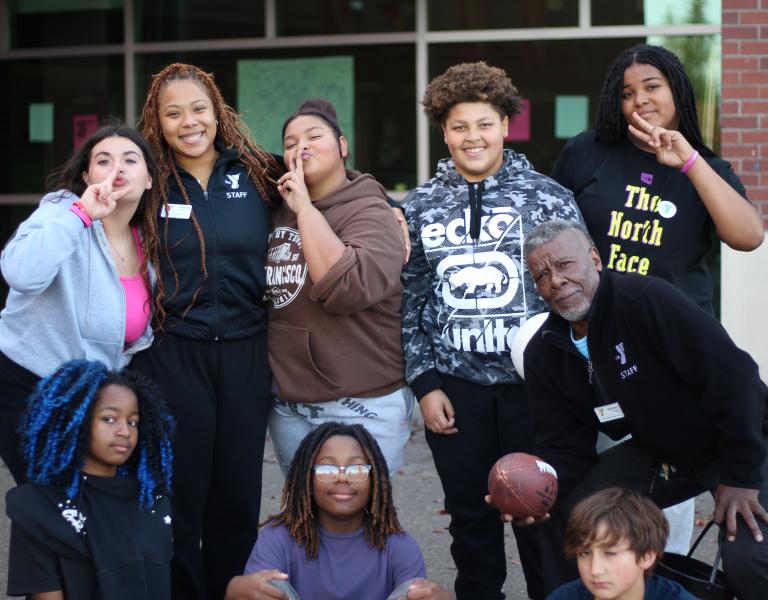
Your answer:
[265,99,413,476]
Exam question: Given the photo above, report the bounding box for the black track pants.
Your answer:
[131,331,270,600]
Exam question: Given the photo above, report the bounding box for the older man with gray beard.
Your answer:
[508,219,768,600]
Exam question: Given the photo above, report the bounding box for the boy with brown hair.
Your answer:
[547,488,695,600]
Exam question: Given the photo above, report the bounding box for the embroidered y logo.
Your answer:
[615,342,627,365]
[226,174,241,189]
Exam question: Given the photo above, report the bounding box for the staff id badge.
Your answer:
[594,402,625,423]
[160,204,193,219]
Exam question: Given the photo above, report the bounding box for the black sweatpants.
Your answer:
[424,374,544,600]
[0,351,41,483]
[131,331,270,600]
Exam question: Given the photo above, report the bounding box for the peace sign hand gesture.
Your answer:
[79,163,132,221]
[627,111,696,169]
[277,151,312,216]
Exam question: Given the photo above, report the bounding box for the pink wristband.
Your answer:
[680,150,699,174]
[69,201,92,227]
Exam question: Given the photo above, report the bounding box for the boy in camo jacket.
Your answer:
[400,61,581,600]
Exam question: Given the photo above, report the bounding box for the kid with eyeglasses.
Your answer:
[224,422,454,600]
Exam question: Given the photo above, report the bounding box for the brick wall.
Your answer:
[721,0,768,227]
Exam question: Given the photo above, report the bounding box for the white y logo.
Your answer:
[226,174,241,189]
[615,342,627,365]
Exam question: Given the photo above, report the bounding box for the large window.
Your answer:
[7,0,123,48]
[0,0,723,198]
[135,0,265,42]
[276,0,415,35]
[591,0,720,26]
[428,0,578,30]
[135,44,417,189]
[0,56,124,194]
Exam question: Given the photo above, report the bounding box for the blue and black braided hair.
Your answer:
[19,359,174,508]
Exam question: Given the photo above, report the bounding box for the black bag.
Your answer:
[656,520,737,600]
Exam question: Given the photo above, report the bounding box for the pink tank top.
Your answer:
[120,227,151,344]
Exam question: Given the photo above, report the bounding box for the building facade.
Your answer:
[0,0,766,369]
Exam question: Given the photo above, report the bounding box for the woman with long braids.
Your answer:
[225,422,453,600]
[133,63,283,600]
[551,43,762,314]
[5,359,174,600]
[549,44,764,561]
[0,124,156,484]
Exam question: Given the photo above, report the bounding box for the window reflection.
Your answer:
[427,36,720,176]
[8,0,123,47]
[136,45,416,189]
[277,0,415,35]
[0,56,124,194]
[135,0,264,42]
[591,0,719,26]
[428,0,577,30]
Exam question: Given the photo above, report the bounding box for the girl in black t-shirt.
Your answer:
[552,43,763,314]
[5,360,174,600]
[549,43,765,571]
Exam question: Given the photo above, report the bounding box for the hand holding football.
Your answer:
[487,452,558,518]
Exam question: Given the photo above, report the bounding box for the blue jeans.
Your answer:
[539,439,768,600]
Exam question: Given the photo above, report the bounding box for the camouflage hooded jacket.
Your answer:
[401,149,581,397]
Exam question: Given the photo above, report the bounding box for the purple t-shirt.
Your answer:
[244,523,426,600]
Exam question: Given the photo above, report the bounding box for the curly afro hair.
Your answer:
[422,61,522,127]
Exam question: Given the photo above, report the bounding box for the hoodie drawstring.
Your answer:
[467,181,485,244]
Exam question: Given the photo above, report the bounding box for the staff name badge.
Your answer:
[160,204,193,219]
[594,402,625,423]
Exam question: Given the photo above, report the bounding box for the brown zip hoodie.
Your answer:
[266,170,405,403]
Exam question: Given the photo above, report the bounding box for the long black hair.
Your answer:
[593,44,714,157]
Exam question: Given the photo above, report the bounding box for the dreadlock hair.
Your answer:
[20,360,175,509]
[137,63,283,329]
[422,61,522,127]
[46,122,158,228]
[593,44,714,157]
[264,422,402,560]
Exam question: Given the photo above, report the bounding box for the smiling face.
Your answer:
[283,114,347,191]
[158,78,218,168]
[527,229,602,334]
[83,384,139,477]
[83,136,152,204]
[576,527,655,600]
[621,63,678,131]
[442,101,508,182]
[311,435,371,533]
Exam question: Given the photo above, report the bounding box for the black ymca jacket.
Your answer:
[524,269,768,501]
[157,144,279,340]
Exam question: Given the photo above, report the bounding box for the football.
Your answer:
[509,312,548,379]
[488,452,558,518]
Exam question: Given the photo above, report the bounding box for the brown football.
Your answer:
[488,452,558,518]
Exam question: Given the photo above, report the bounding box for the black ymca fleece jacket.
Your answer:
[524,269,767,501]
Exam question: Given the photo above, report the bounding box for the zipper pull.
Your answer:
[587,360,593,383]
